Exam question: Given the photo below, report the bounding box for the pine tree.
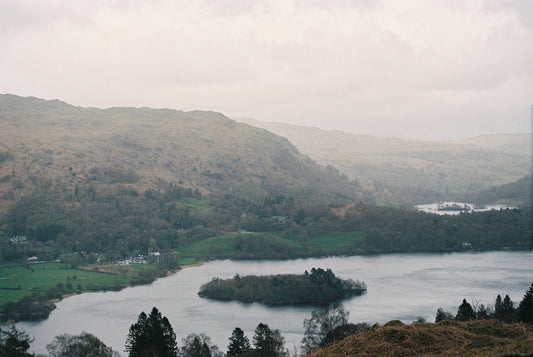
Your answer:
[253,323,286,357]
[456,299,475,321]
[227,327,250,357]
[125,307,178,357]
[519,283,533,323]
[502,295,514,322]
[494,294,503,320]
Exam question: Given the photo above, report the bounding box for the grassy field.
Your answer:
[176,232,362,258]
[0,262,150,306]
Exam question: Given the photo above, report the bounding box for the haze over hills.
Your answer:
[0,94,366,213]
[236,118,531,205]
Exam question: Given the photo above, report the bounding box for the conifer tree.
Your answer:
[227,327,250,357]
[519,283,533,323]
[253,323,286,357]
[494,294,503,320]
[125,307,178,357]
[456,299,475,321]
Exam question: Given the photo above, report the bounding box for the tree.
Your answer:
[502,295,515,322]
[227,327,250,357]
[252,323,286,357]
[456,299,475,321]
[125,306,178,357]
[435,308,454,323]
[46,332,119,357]
[301,302,349,354]
[180,333,220,357]
[519,283,533,323]
[0,326,33,357]
[494,294,503,320]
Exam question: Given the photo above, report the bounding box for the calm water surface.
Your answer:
[16,251,533,355]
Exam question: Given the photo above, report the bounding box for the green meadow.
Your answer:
[0,262,150,306]
[176,232,362,259]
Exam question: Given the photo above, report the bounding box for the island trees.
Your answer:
[198,268,366,305]
[125,307,178,357]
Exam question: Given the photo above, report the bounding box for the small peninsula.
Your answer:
[198,268,366,305]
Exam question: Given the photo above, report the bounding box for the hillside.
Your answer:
[0,94,366,213]
[308,319,533,357]
[237,118,531,205]
[454,175,532,207]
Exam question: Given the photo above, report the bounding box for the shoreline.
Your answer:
[1,260,205,325]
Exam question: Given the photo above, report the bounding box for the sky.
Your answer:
[1,0,532,140]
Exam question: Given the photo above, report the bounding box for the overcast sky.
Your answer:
[1,0,532,140]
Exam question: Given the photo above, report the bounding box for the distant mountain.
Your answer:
[451,133,531,156]
[236,118,531,205]
[0,94,366,213]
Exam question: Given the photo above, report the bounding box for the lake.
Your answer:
[16,251,533,355]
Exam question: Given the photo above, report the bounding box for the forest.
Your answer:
[1,181,530,263]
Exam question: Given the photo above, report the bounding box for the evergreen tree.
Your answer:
[519,283,533,323]
[456,299,475,321]
[227,327,250,357]
[502,295,514,322]
[125,307,178,357]
[252,323,286,357]
[494,295,504,320]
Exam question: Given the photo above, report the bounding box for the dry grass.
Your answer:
[308,320,533,357]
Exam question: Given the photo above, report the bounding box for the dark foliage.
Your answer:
[227,327,250,357]
[0,326,33,357]
[519,283,533,323]
[198,269,366,305]
[456,299,475,321]
[125,307,178,357]
[1,296,56,322]
[252,323,286,357]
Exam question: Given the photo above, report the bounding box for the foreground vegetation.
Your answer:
[308,319,533,357]
[198,268,366,305]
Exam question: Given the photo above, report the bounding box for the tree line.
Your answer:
[435,282,533,324]
[2,181,530,264]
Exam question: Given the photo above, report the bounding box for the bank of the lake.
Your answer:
[16,251,533,355]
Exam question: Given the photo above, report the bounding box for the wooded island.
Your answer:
[198,268,366,305]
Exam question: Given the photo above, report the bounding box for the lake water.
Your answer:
[415,201,514,215]
[16,251,533,355]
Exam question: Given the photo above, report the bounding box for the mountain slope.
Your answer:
[236,118,531,205]
[0,94,365,213]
